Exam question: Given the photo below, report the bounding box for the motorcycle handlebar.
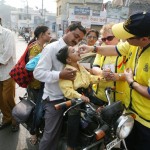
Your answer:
[54,98,97,112]
[54,99,80,110]
[55,87,117,110]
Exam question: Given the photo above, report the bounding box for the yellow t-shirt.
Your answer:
[28,42,42,89]
[117,41,150,128]
[92,53,126,102]
[59,64,101,99]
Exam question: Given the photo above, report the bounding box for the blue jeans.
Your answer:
[27,83,45,135]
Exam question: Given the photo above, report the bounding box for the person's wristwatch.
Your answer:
[129,81,136,89]
[118,73,122,79]
[92,45,98,53]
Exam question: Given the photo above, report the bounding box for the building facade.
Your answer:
[11,7,56,33]
[56,0,106,33]
[56,0,150,34]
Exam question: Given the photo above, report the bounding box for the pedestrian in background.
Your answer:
[79,29,99,70]
[0,17,19,131]
[86,29,99,46]
[33,23,86,150]
[57,28,63,39]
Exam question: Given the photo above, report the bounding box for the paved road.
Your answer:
[0,33,39,150]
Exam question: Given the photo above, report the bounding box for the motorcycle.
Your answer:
[55,87,134,150]
[12,87,134,150]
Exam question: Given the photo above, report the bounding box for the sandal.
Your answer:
[29,135,38,145]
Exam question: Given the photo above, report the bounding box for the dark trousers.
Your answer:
[27,83,44,135]
[122,120,150,150]
[39,99,65,150]
[67,115,80,148]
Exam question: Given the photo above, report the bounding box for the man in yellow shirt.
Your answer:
[79,11,150,150]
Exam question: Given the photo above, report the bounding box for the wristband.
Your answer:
[147,87,150,95]
[93,45,98,53]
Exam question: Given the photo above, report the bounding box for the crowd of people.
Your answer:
[0,10,150,150]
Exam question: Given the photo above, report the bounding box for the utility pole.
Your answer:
[41,0,45,25]
[42,0,43,16]
[25,0,29,27]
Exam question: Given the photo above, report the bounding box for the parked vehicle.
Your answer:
[55,87,134,150]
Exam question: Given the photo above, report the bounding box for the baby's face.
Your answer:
[68,46,81,62]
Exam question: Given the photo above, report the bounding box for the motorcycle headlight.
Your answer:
[116,115,134,139]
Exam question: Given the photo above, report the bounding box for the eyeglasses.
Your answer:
[101,36,115,42]
[87,35,97,40]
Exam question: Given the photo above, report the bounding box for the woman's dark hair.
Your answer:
[68,23,86,35]
[86,29,99,39]
[28,25,49,45]
[56,46,69,64]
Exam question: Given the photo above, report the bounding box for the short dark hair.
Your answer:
[68,23,86,35]
[86,29,99,39]
[56,46,69,64]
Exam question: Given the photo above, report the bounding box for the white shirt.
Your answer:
[33,38,67,100]
[0,25,16,81]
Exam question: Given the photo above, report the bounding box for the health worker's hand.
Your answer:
[78,45,93,54]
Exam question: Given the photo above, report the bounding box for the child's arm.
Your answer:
[59,79,82,99]
[59,79,90,102]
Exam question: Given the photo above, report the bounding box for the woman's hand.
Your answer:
[78,45,93,54]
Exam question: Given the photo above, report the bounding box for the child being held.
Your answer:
[56,45,102,150]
